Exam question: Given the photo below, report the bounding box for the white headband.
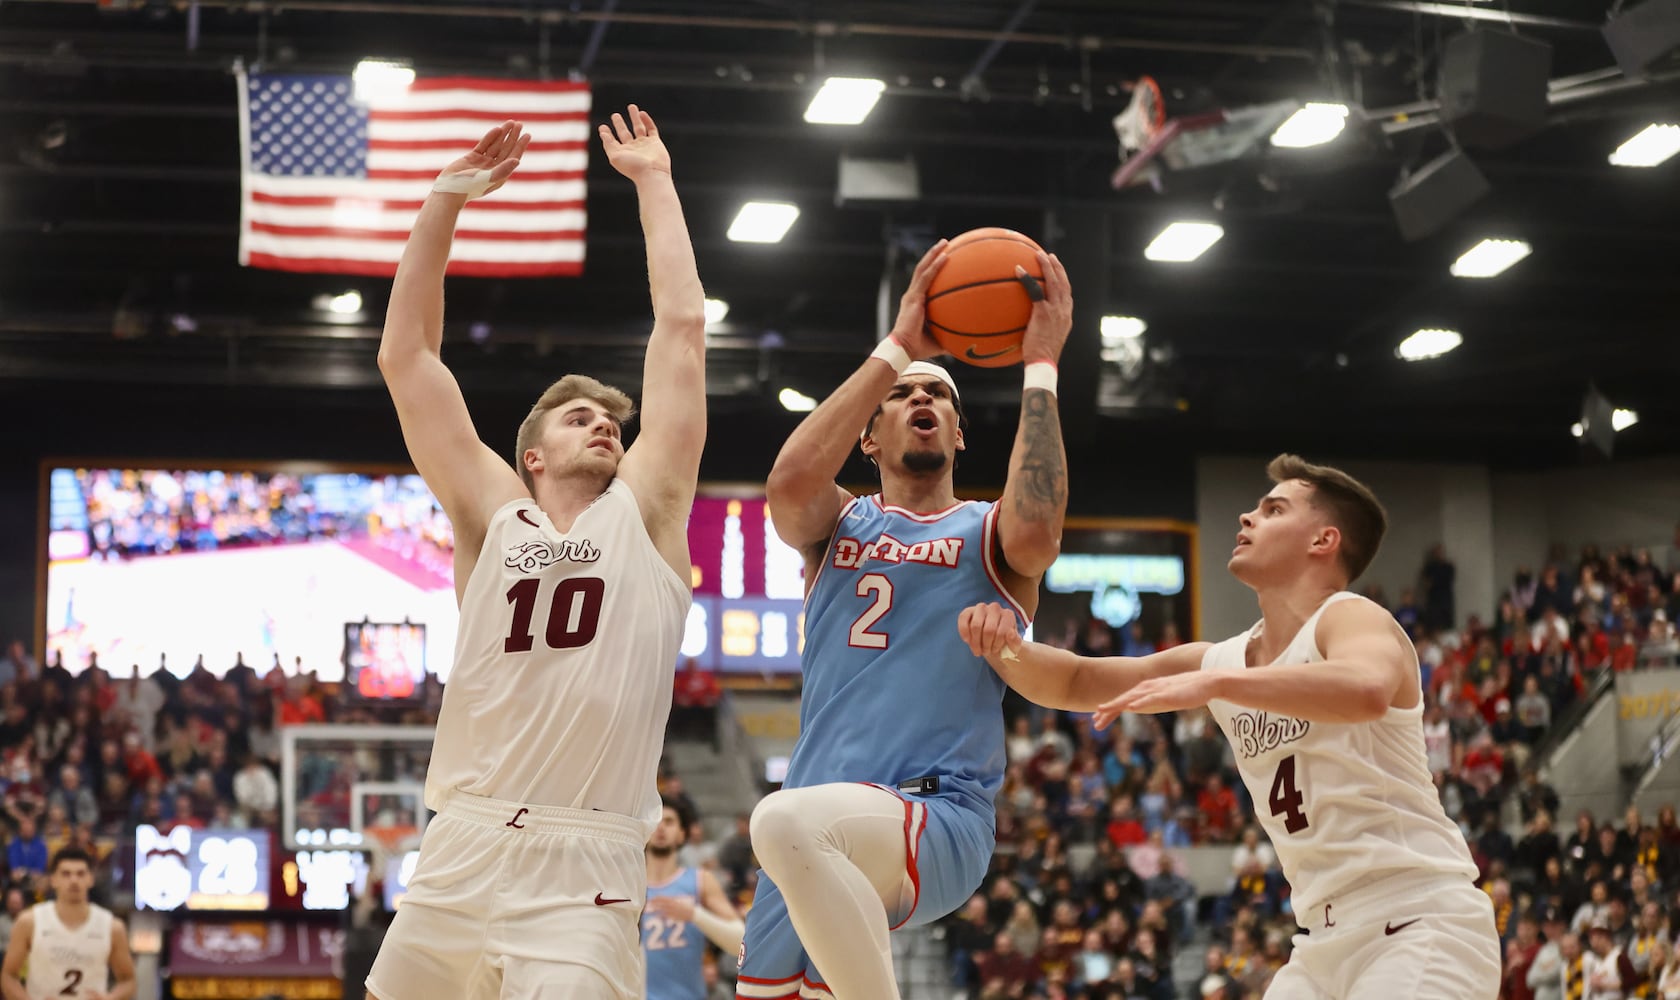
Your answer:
[901,360,960,400]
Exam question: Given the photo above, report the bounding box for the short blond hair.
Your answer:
[1266,453,1388,583]
[515,374,635,491]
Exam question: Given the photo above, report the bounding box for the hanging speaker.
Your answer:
[1439,30,1553,149]
[1388,149,1491,243]
[1603,0,1680,76]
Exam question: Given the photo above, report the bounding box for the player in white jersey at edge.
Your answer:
[2,847,136,1000]
[364,106,707,1000]
[958,453,1500,1000]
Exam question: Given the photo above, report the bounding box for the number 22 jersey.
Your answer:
[1200,591,1476,917]
[426,480,690,837]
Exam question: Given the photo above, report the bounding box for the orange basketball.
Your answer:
[925,227,1045,368]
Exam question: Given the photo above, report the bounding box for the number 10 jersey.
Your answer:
[426,480,690,838]
[1200,591,1477,918]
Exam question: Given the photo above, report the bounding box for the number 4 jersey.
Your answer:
[28,902,111,1000]
[426,481,690,837]
[783,496,1026,817]
[1200,591,1476,917]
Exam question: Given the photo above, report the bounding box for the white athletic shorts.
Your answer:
[365,792,647,1000]
[1266,873,1501,1000]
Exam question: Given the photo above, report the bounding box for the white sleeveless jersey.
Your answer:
[27,903,112,1000]
[425,479,690,836]
[1201,591,1476,916]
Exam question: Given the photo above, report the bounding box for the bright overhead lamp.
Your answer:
[1571,422,1585,439]
[727,202,800,243]
[804,77,887,125]
[1100,315,1147,343]
[1396,328,1461,361]
[1270,103,1351,148]
[1450,238,1532,278]
[1143,222,1224,262]
[778,388,817,412]
[1609,124,1680,167]
[1612,408,1639,432]
[703,298,729,326]
[352,59,415,103]
[311,290,363,315]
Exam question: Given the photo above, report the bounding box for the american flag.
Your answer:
[236,71,590,277]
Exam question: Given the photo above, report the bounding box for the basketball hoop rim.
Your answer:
[1132,75,1167,137]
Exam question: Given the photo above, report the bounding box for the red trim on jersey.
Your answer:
[800,976,836,998]
[804,495,862,604]
[738,973,803,985]
[736,992,798,1000]
[870,494,972,522]
[980,503,1030,624]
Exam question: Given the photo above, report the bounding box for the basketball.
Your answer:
[925,227,1045,368]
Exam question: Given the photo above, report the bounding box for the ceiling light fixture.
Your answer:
[804,77,887,125]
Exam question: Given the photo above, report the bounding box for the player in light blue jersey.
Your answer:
[643,798,744,1000]
[738,243,1073,999]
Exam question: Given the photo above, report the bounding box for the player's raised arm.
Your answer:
[764,242,950,567]
[377,121,531,582]
[606,106,708,578]
[0,908,33,1000]
[958,602,1208,711]
[992,251,1072,582]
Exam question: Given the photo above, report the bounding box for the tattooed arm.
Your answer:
[993,251,1073,602]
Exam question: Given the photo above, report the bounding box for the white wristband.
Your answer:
[1024,361,1058,396]
[870,337,912,375]
[432,169,494,199]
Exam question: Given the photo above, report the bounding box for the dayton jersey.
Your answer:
[27,903,112,1000]
[426,480,690,837]
[1200,592,1477,916]
[642,867,706,1000]
[783,496,1025,816]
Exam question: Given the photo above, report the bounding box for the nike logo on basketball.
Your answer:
[1385,918,1422,935]
[594,893,631,905]
[965,344,1017,361]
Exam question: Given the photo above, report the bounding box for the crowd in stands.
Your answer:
[6,529,1680,1000]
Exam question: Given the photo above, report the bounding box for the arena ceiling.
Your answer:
[0,0,1676,470]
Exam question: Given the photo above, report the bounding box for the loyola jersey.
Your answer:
[426,480,690,836]
[27,903,111,1000]
[784,496,1025,817]
[1201,591,1477,916]
[642,867,705,1000]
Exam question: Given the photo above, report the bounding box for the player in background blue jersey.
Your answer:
[738,243,1073,1000]
[643,798,744,1000]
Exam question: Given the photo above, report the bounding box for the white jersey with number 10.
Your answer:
[1200,591,1476,917]
[425,480,690,837]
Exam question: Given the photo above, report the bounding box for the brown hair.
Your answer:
[49,845,94,874]
[1266,454,1388,583]
[514,374,635,491]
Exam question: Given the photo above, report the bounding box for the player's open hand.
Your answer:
[1094,670,1221,727]
[599,104,671,180]
[1019,251,1073,366]
[646,893,697,922]
[889,240,951,361]
[434,120,531,201]
[958,602,1024,665]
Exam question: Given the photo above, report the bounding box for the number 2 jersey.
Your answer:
[425,480,690,837]
[782,495,1026,818]
[1200,591,1476,917]
[27,902,111,1000]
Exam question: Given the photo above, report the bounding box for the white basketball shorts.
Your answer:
[365,792,647,1000]
[1266,873,1500,1000]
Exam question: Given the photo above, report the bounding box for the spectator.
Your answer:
[1421,543,1457,631]
[716,812,754,889]
[1196,774,1239,844]
[232,754,279,821]
[670,657,722,743]
[975,930,1039,994]
[45,765,98,829]
[1515,676,1553,743]
[5,815,47,882]
[0,888,23,948]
